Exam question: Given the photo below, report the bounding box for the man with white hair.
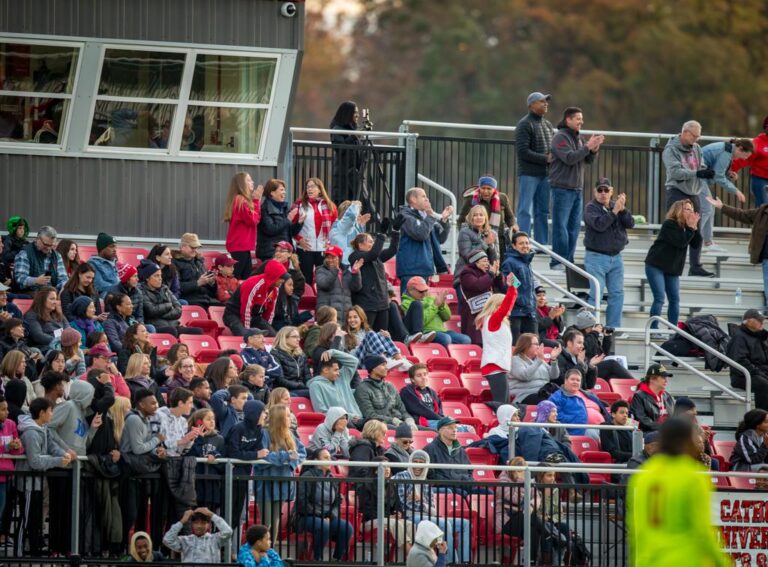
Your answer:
[662,120,716,277]
[13,225,68,292]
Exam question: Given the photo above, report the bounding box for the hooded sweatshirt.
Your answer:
[407,520,446,567]
[392,450,437,516]
[487,404,519,439]
[225,400,266,474]
[307,406,350,458]
[307,349,362,417]
[88,255,120,297]
[225,260,287,328]
[48,379,95,455]
[16,414,68,491]
[0,417,24,480]
[128,531,164,562]
[662,134,705,196]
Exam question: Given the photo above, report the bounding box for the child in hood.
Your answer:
[128,531,165,562]
[2,216,29,266]
[407,520,448,567]
[307,406,350,459]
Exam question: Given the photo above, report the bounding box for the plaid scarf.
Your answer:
[472,188,502,231]
[293,198,337,244]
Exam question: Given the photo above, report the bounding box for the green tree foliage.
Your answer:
[294,0,768,135]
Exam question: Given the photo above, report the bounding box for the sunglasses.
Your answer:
[596,187,611,193]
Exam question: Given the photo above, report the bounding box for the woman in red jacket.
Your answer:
[224,172,263,279]
[732,115,768,206]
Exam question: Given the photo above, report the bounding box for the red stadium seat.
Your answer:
[448,344,483,373]
[218,336,246,351]
[470,402,498,430]
[179,334,219,358]
[384,372,411,391]
[199,251,223,270]
[297,425,315,447]
[462,373,492,402]
[592,378,612,393]
[466,447,497,466]
[712,440,736,459]
[78,245,98,259]
[411,431,437,450]
[147,333,177,355]
[209,305,227,330]
[427,371,469,404]
[472,467,497,483]
[410,343,458,374]
[290,397,314,415]
[610,378,639,403]
[444,319,462,333]
[470,494,520,563]
[441,401,482,432]
[298,284,317,311]
[117,247,149,266]
[569,436,601,458]
[711,475,731,489]
[522,405,538,422]
[596,392,622,407]
[196,349,223,363]
[392,341,410,356]
[297,412,325,427]
[430,287,458,306]
[456,431,480,446]
[12,299,32,315]
[180,305,210,323]
[729,475,757,490]
[579,450,613,483]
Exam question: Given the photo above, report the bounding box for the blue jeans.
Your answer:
[302,515,353,560]
[517,175,551,244]
[584,251,625,328]
[763,260,768,307]
[645,263,680,327]
[433,330,472,347]
[752,175,768,206]
[412,513,472,563]
[551,187,582,267]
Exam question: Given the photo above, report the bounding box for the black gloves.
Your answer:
[696,168,715,179]
[391,213,404,231]
[380,218,391,234]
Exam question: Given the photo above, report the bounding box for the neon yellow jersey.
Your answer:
[627,454,730,567]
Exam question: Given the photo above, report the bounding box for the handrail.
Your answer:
[290,126,418,140]
[529,238,601,323]
[417,173,458,269]
[644,315,752,412]
[400,119,732,142]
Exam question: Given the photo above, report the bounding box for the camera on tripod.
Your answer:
[361,108,374,131]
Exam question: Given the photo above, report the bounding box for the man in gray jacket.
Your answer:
[354,354,417,430]
[663,120,716,277]
[549,107,604,270]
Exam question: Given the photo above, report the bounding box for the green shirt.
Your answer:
[627,454,729,567]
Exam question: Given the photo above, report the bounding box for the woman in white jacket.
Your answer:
[508,333,561,404]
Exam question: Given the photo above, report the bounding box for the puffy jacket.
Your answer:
[454,224,498,285]
[107,282,145,323]
[329,202,365,265]
[583,198,634,256]
[271,347,312,393]
[457,263,504,344]
[549,387,608,435]
[256,198,300,260]
[515,111,555,178]
[103,312,137,352]
[396,207,449,278]
[349,232,399,312]
[88,256,119,297]
[348,437,385,481]
[501,248,536,317]
[423,437,472,483]
[315,263,362,316]
[549,126,596,190]
[23,310,69,352]
[354,377,411,425]
[684,315,730,371]
[726,324,768,387]
[253,430,305,502]
[457,191,516,258]
[140,283,182,329]
[296,466,340,519]
[172,254,217,307]
[629,385,675,432]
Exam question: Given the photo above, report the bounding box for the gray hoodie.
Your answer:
[16,414,68,491]
[48,380,95,456]
[307,406,350,458]
[406,520,445,567]
[662,134,706,196]
[121,409,162,456]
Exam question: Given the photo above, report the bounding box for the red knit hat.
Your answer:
[117,262,138,284]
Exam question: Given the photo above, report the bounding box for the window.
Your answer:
[0,41,80,145]
[89,49,185,149]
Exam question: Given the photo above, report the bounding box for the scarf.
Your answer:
[74,317,97,337]
[23,242,59,287]
[472,189,502,232]
[129,375,153,389]
[293,197,337,243]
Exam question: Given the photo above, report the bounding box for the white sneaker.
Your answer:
[404,332,423,346]
[703,242,727,253]
[550,264,566,272]
[387,358,412,370]
[418,331,437,343]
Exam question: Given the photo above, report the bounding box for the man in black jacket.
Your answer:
[172,233,218,308]
[556,328,601,389]
[583,177,634,329]
[516,92,555,245]
[630,364,675,432]
[726,309,768,410]
[600,400,634,464]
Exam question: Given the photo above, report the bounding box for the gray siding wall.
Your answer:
[0,0,304,50]
[1,154,275,240]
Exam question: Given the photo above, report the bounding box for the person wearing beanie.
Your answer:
[501,230,537,342]
[138,260,201,336]
[88,232,119,297]
[514,92,554,246]
[107,261,147,326]
[630,363,675,432]
[457,175,516,258]
[549,107,604,270]
[731,114,768,206]
[385,421,414,463]
[569,308,634,380]
[68,296,104,349]
[172,233,219,308]
[354,355,417,430]
[454,203,499,292]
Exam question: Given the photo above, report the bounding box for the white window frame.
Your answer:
[0,37,84,151]
[84,44,280,160]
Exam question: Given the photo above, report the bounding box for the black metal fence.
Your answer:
[415,135,752,228]
[291,141,407,227]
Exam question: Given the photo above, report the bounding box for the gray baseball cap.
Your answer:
[527,92,551,106]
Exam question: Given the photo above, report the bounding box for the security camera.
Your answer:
[280,2,297,17]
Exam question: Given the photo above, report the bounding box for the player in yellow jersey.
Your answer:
[627,417,730,567]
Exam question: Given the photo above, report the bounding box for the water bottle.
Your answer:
[735,288,743,305]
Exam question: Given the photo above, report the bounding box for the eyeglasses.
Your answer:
[596,187,611,193]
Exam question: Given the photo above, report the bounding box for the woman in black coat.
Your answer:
[256,179,302,261]
[348,230,399,332]
[270,325,312,397]
[330,101,364,203]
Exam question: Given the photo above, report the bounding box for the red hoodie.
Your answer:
[239,260,288,327]
[226,195,261,253]
[0,418,24,480]
[731,133,768,180]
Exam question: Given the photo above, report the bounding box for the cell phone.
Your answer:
[510,274,521,288]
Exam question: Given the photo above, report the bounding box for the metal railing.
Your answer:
[399,120,753,228]
[417,173,458,269]
[644,315,752,411]
[529,238,601,323]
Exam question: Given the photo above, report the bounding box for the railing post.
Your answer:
[284,130,295,201]
[508,422,516,459]
[404,133,418,189]
[523,468,532,567]
[70,458,81,557]
[224,461,234,561]
[648,137,661,224]
[644,317,652,371]
[376,463,386,567]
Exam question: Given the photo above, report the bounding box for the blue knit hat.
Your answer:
[477,176,497,189]
[71,295,93,318]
